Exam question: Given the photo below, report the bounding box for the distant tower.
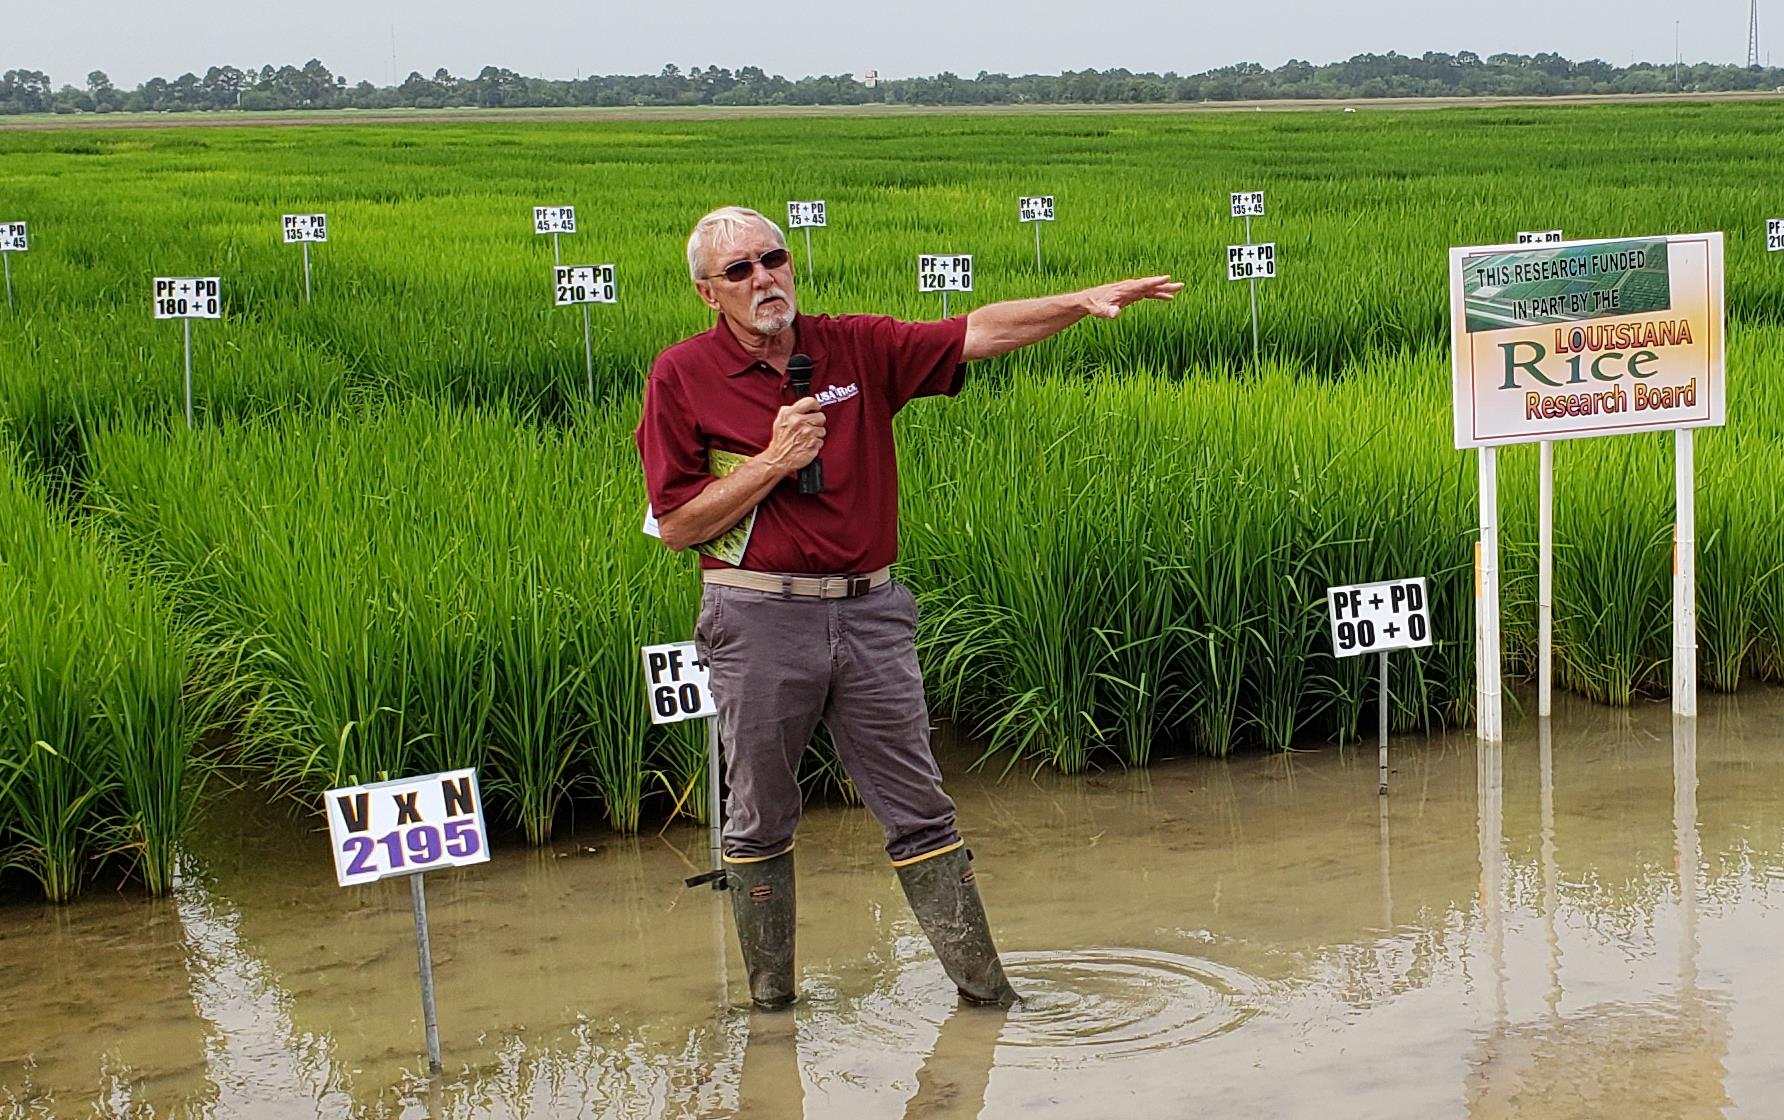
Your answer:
[1750,0,1762,67]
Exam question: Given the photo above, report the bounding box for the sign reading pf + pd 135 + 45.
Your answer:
[1327,578,1432,658]
[1450,234,1725,448]
[282,214,328,243]
[325,769,490,888]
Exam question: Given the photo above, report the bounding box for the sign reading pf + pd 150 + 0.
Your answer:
[1450,234,1725,448]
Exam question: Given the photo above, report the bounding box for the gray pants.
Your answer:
[694,580,960,864]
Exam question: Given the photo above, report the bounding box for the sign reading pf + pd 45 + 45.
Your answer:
[1327,578,1432,658]
[641,641,717,724]
[325,769,490,888]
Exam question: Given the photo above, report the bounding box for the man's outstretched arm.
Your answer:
[961,275,1182,362]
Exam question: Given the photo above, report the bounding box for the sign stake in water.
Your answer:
[153,276,222,429]
[409,872,442,1074]
[553,264,616,401]
[919,253,972,320]
[1019,195,1055,271]
[324,768,490,1077]
[787,201,826,279]
[1675,429,1697,716]
[1538,440,1554,718]
[1327,576,1433,795]
[281,214,328,304]
[1,221,29,308]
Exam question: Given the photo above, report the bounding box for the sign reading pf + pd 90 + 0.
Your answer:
[325,769,490,887]
[1327,578,1432,658]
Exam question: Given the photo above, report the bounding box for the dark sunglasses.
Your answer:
[705,248,792,283]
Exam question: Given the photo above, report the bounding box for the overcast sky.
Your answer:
[13,0,1760,88]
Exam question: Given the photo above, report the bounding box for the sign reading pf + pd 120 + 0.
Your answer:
[1450,234,1725,448]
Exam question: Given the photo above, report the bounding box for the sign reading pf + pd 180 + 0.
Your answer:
[324,769,490,887]
[1450,234,1725,448]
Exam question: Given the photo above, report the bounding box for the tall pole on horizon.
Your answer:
[1751,0,1763,68]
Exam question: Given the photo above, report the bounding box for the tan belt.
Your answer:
[702,565,891,599]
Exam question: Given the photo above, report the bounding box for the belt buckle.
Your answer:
[846,573,870,598]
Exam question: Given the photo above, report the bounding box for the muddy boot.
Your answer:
[895,847,1019,1008]
[727,850,797,1010]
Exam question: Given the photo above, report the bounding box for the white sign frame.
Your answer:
[918,254,973,293]
[642,641,716,724]
[1230,191,1265,218]
[281,213,329,244]
[786,200,827,229]
[554,264,617,306]
[1018,195,1055,223]
[0,221,27,253]
[1226,244,1276,282]
[324,768,490,888]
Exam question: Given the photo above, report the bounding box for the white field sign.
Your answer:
[1226,243,1276,282]
[1327,578,1433,658]
[0,221,26,252]
[786,200,827,228]
[554,264,616,305]
[1517,230,1565,245]
[153,277,221,319]
[918,254,973,292]
[1230,191,1265,218]
[282,213,328,243]
[1018,195,1055,222]
[642,641,716,724]
[1768,219,1784,253]
[1451,232,1727,737]
[533,205,576,234]
[324,769,490,888]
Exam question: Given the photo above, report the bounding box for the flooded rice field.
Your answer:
[4,691,1782,1118]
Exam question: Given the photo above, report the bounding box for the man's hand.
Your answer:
[963,274,1181,361]
[761,397,826,475]
[1080,275,1184,319]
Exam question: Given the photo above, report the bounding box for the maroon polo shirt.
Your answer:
[636,312,967,574]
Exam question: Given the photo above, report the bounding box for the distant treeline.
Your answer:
[5,52,1784,115]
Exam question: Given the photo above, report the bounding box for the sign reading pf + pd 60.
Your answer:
[1327,578,1432,658]
[324,769,490,888]
[641,641,717,724]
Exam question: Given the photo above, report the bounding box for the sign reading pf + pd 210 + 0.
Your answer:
[325,769,490,888]
[1327,578,1432,658]
[1450,234,1725,448]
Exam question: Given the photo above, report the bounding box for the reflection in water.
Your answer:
[6,693,1784,1117]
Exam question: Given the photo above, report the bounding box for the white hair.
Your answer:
[686,206,787,281]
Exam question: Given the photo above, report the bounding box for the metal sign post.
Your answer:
[1449,233,1726,736]
[787,201,826,278]
[1230,193,1267,363]
[1327,577,1434,795]
[1,221,28,309]
[324,768,491,1076]
[533,205,577,265]
[641,641,722,884]
[153,277,222,429]
[1019,195,1055,271]
[918,254,973,320]
[553,264,617,401]
[281,214,328,303]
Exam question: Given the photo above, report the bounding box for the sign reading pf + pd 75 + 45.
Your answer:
[1450,234,1725,448]
[325,769,490,887]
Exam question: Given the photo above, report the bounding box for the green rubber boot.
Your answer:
[895,847,1019,1008]
[727,849,797,1010]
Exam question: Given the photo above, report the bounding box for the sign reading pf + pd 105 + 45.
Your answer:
[1327,578,1432,658]
[325,769,490,888]
[1450,234,1725,448]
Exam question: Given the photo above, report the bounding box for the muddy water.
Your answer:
[5,692,1783,1119]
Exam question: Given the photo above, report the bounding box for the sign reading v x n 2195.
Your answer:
[1327,578,1433,657]
[324,769,490,887]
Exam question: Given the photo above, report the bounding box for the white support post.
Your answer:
[706,716,722,879]
[1245,212,1259,364]
[804,226,814,277]
[302,241,313,304]
[1674,429,1698,717]
[183,318,194,430]
[581,303,594,402]
[409,872,443,1075]
[1034,220,1044,272]
[1377,650,1390,795]
[941,291,949,319]
[1476,446,1503,743]
[3,251,11,309]
[1538,439,1554,718]
[552,232,561,267]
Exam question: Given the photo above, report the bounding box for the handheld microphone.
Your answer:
[787,352,824,495]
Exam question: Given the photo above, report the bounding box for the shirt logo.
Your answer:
[815,383,860,407]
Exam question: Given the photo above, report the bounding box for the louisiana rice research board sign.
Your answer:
[1450,233,1725,736]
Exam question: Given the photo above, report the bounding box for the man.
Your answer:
[637,205,1179,1011]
